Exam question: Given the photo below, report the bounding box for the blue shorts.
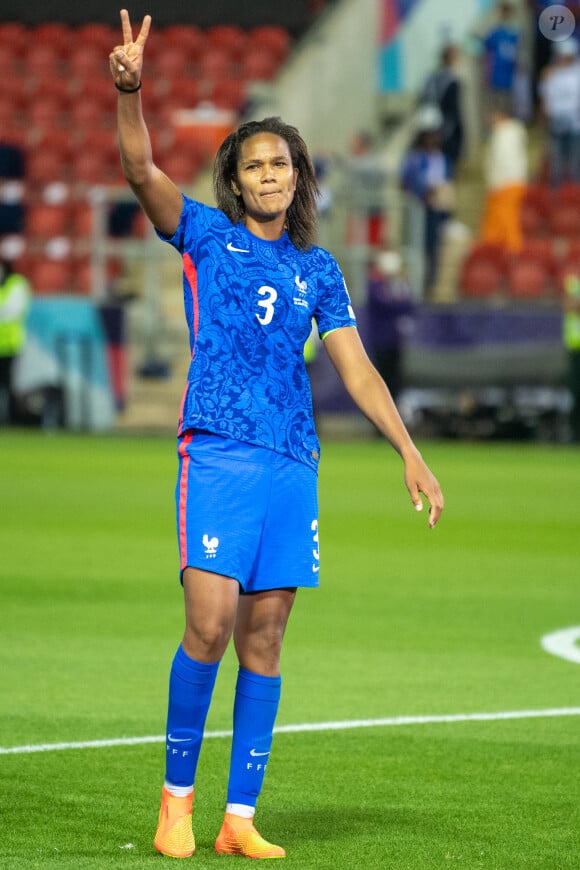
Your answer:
[175,430,320,592]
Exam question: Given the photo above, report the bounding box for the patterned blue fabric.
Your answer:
[158,196,356,470]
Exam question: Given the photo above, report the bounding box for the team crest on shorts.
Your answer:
[202,534,219,558]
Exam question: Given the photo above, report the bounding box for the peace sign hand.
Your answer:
[109,8,151,91]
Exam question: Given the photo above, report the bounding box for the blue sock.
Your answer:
[164,645,220,789]
[226,667,282,807]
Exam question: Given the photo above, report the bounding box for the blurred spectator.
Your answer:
[481,1,521,114]
[344,130,388,249]
[0,142,24,180]
[0,258,31,425]
[480,101,528,251]
[0,142,25,236]
[401,105,454,297]
[420,43,464,175]
[539,39,580,187]
[527,1,580,102]
[366,249,415,405]
[562,273,580,443]
[512,55,533,123]
[312,151,334,220]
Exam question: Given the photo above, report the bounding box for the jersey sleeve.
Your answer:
[155,194,217,257]
[312,250,357,338]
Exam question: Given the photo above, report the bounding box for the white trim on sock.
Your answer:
[164,781,194,798]
[226,802,255,819]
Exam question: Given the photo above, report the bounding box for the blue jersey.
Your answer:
[484,26,519,90]
[158,196,357,470]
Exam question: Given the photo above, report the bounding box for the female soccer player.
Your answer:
[110,9,444,860]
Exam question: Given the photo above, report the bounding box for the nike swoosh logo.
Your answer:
[249,748,270,757]
[167,735,190,743]
[312,565,320,573]
[227,241,250,253]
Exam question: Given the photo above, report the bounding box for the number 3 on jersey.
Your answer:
[256,285,278,325]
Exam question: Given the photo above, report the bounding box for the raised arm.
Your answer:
[109,9,183,237]
[323,326,444,528]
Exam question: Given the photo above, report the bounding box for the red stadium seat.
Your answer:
[555,182,580,206]
[459,258,503,299]
[73,76,116,108]
[208,78,246,112]
[506,258,550,299]
[161,24,205,55]
[519,184,551,237]
[33,22,73,51]
[240,50,279,81]
[71,255,122,295]
[27,75,71,105]
[197,49,235,80]
[154,47,191,80]
[27,96,69,132]
[68,46,106,78]
[548,201,579,238]
[28,256,72,294]
[27,44,63,78]
[74,23,116,53]
[157,150,203,184]
[248,26,291,63]
[0,46,15,77]
[564,238,580,259]
[155,77,201,108]
[26,203,71,238]
[463,241,510,274]
[0,22,29,56]
[518,238,557,276]
[0,97,18,130]
[70,151,112,186]
[68,100,107,131]
[69,202,99,240]
[206,25,248,61]
[25,148,69,186]
[75,128,118,161]
[522,183,550,211]
[520,201,547,237]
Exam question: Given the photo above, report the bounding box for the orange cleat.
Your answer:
[153,786,195,858]
[215,813,285,859]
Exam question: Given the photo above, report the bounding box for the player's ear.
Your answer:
[231,178,241,196]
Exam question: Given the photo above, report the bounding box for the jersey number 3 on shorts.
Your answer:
[256,285,278,325]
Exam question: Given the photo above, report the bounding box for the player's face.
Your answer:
[233,133,298,227]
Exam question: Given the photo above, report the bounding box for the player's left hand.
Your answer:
[403,451,444,528]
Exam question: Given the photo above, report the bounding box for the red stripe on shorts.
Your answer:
[177,431,194,571]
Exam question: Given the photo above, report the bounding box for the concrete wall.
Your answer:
[253,0,382,155]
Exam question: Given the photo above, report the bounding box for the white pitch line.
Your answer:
[1,707,580,756]
[541,626,580,664]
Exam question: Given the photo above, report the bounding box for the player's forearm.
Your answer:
[117,92,155,187]
[343,365,419,461]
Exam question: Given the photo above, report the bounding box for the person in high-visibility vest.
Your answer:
[0,258,30,424]
[563,274,580,443]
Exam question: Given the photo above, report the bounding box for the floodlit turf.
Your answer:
[1,430,579,869]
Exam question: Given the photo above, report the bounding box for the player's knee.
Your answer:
[184,618,232,660]
[235,624,285,671]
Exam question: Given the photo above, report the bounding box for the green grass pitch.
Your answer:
[0,430,579,869]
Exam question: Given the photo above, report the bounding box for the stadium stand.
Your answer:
[0,18,294,296]
[459,179,580,303]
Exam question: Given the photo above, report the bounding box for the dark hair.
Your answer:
[213,116,320,251]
